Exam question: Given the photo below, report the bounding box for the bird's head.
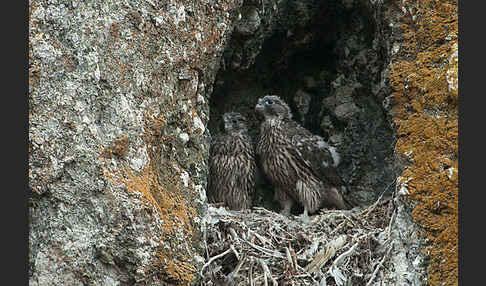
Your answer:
[255,95,292,121]
[222,112,248,135]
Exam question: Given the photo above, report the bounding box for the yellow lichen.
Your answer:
[389,0,458,285]
[101,136,130,159]
[100,110,199,285]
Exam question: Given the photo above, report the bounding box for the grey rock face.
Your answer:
[29,0,430,284]
[386,192,428,285]
[29,0,242,284]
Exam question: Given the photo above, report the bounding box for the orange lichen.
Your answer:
[110,22,120,39]
[121,165,196,236]
[389,0,458,285]
[100,109,200,285]
[101,136,130,159]
[102,159,197,285]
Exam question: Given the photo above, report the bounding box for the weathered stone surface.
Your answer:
[29,0,243,284]
[29,0,457,284]
[385,0,458,284]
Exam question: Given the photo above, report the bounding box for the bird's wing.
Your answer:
[285,120,346,187]
[208,135,227,198]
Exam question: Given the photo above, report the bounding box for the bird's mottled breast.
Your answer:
[213,134,253,155]
[208,131,256,210]
[256,120,288,154]
[256,120,298,184]
[211,133,255,173]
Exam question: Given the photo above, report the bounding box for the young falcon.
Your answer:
[255,95,351,220]
[208,112,257,210]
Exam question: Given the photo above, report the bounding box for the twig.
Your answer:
[259,258,278,286]
[229,227,239,240]
[361,181,394,216]
[365,242,393,286]
[326,243,358,286]
[249,257,255,286]
[201,248,233,273]
[289,245,297,272]
[387,209,397,241]
[285,246,293,267]
[334,242,358,266]
[230,244,240,260]
[253,231,272,246]
[242,239,285,258]
[329,220,347,235]
[227,255,246,283]
[306,235,347,273]
[252,206,276,215]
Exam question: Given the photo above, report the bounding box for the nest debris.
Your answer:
[200,195,395,286]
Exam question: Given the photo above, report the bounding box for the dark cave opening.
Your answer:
[208,0,397,213]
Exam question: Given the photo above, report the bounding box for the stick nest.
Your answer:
[201,196,394,286]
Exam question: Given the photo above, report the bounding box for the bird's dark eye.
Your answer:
[267,100,273,105]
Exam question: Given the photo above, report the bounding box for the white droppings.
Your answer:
[412,255,423,268]
[195,32,202,42]
[174,5,185,26]
[50,156,59,171]
[197,94,205,104]
[64,80,80,98]
[446,43,458,92]
[329,147,341,166]
[398,185,409,195]
[194,255,205,265]
[447,167,455,179]
[88,123,100,137]
[180,169,190,187]
[134,248,151,265]
[392,43,400,55]
[193,115,205,133]
[397,177,412,196]
[154,15,164,27]
[94,64,101,81]
[129,146,149,172]
[179,132,189,144]
[195,184,206,201]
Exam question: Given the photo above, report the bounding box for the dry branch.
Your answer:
[202,200,394,285]
[305,235,347,273]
